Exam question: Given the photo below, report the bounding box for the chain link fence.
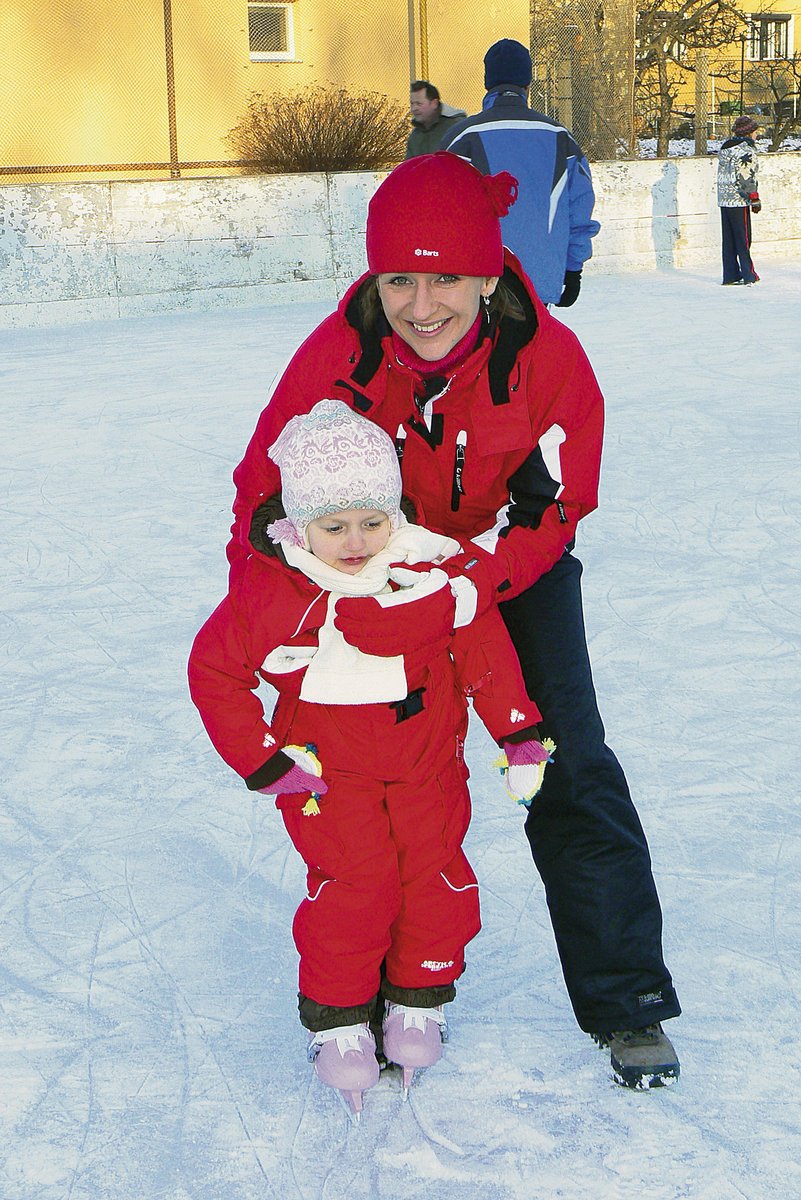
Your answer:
[530,0,636,157]
[2,0,798,182]
[3,0,501,182]
[1,0,412,181]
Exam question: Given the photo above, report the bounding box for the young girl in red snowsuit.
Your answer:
[188,399,551,1115]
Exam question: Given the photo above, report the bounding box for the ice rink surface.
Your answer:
[2,260,800,1199]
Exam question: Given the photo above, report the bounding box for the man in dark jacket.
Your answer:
[440,40,599,307]
[405,81,466,159]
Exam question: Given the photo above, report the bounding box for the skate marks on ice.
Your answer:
[0,828,289,1199]
[2,269,801,1197]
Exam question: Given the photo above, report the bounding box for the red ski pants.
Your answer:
[277,754,481,1007]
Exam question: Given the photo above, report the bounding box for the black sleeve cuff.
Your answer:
[497,724,541,747]
[245,749,294,791]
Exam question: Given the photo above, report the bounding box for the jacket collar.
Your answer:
[483,86,528,110]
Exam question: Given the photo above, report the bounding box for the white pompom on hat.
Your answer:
[267,399,403,548]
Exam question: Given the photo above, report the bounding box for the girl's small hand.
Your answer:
[496,737,556,807]
[257,745,328,797]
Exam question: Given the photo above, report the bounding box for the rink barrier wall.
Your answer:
[1,155,799,328]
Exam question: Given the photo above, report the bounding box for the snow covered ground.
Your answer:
[638,135,801,156]
[2,258,801,1200]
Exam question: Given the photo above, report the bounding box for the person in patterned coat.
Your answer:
[717,115,762,285]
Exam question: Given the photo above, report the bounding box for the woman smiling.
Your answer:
[226,152,681,1090]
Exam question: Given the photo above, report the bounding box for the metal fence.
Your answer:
[2,0,415,182]
[631,49,801,147]
[2,0,798,183]
[4,0,640,181]
[530,0,636,157]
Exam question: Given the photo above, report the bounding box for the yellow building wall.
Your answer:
[420,2,532,116]
[2,0,530,179]
[2,2,170,167]
[670,0,801,124]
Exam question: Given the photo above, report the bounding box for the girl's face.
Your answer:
[306,508,391,574]
[376,272,499,362]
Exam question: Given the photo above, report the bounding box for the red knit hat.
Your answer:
[366,152,518,277]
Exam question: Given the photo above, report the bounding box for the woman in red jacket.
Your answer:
[189,399,549,1116]
[225,153,681,1090]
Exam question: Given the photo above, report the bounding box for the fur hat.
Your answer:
[733,115,759,135]
[484,39,533,90]
[366,152,518,277]
[267,399,402,547]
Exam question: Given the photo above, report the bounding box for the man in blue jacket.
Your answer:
[440,39,600,307]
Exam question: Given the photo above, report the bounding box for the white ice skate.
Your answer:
[382,1003,448,1097]
[307,1023,380,1119]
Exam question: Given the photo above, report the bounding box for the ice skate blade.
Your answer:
[331,1089,363,1122]
[343,1089,364,1120]
[401,1065,415,1098]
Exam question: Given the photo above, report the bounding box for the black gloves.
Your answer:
[556,269,582,308]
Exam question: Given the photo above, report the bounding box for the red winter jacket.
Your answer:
[189,539,542,790]
[228,252,604,602]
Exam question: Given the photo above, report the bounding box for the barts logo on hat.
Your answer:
[414,247,440,257]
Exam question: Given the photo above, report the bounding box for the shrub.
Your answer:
[227,86,409,173]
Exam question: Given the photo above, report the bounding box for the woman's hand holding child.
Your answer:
[334,582,456,658]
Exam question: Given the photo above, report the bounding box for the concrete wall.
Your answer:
[1,155,799,329]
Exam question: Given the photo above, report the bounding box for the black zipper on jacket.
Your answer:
[395,424,406,464]
[451,430,467,511]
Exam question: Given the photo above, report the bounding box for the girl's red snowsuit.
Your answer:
[226,251,604,601]
[188,538,541,1010]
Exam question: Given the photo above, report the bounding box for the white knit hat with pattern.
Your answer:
[267,399,402,548]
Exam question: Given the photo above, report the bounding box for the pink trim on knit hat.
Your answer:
[366,152,518,278]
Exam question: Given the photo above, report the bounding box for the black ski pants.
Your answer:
[720,205,758,284]
[500,550,680,1034]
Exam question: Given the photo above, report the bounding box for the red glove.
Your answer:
[334,574,456,657]
[440,545,498,618]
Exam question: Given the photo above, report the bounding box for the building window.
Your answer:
[248,2,295,61]
[747,14,791,60]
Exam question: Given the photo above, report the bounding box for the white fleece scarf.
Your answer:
[262,521,477,705]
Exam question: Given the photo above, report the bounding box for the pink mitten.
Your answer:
[257,745,328,810]
[259,763,327,797]
[497,738,556,807]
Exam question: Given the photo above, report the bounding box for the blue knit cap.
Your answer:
[484,39,532,90]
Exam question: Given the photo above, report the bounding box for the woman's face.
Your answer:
[306,508,391,575]
[376,272,499,362]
